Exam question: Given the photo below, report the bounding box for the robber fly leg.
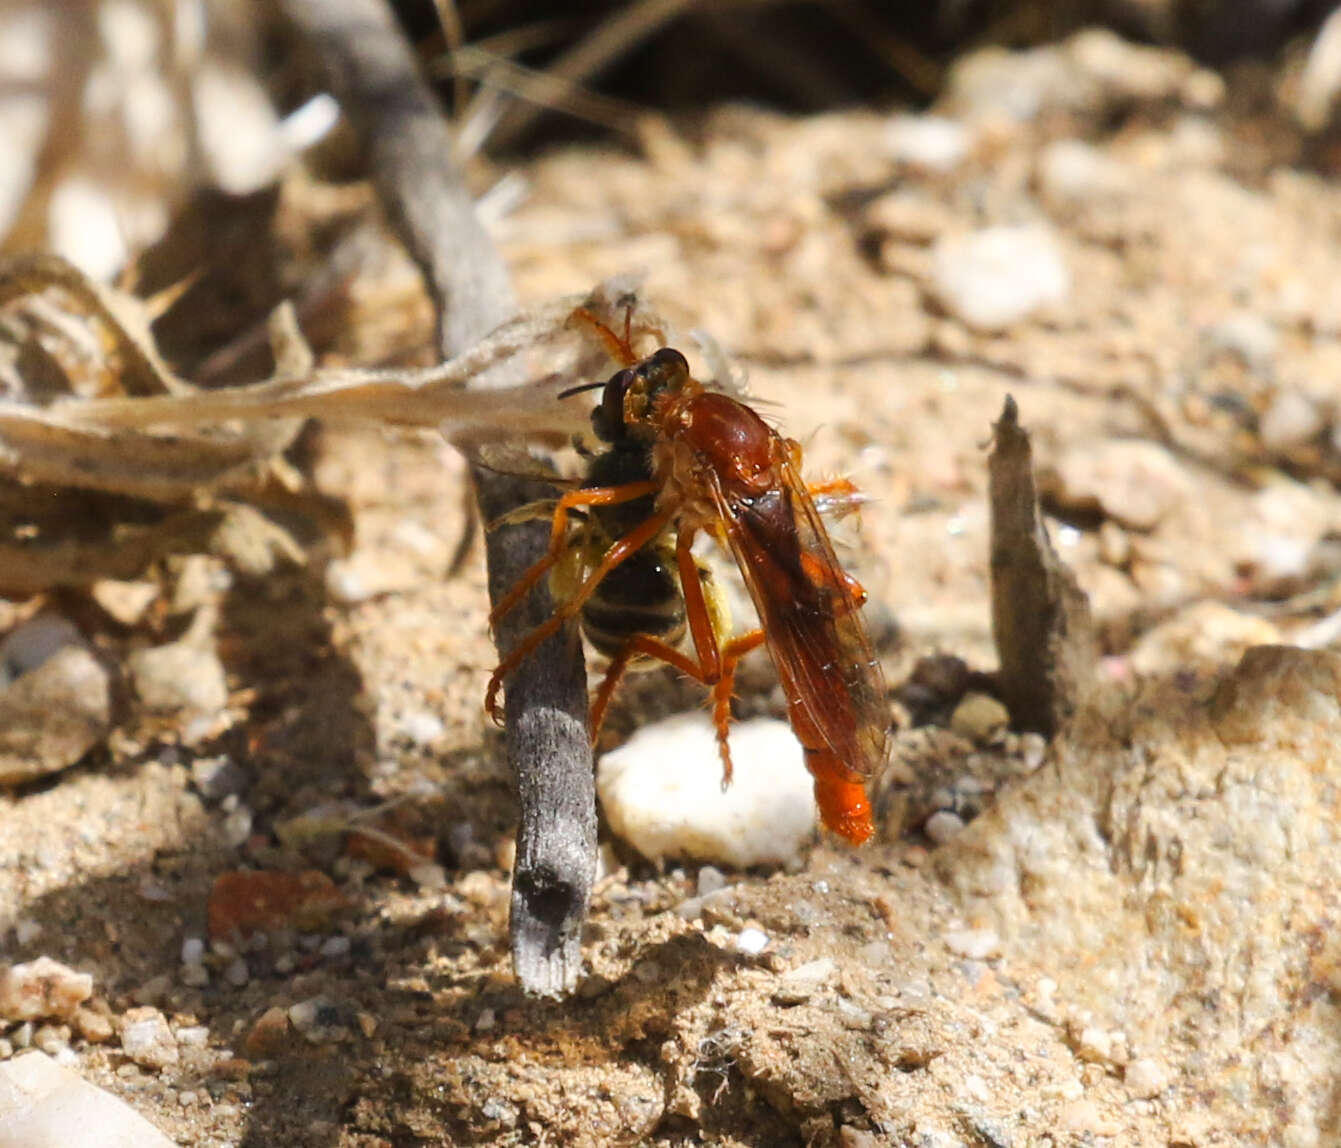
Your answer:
[485,508,673,723]
[487,480,657,627]
[708,630,766,789]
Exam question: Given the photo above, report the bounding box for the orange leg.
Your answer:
[570,304,668,366]
[487,480,657,627]
[587,628,766,791]
[485,509,673,723]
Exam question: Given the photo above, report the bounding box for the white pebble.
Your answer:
[319,936,351,960]
[931,225,1071,332]
[736,928,770,955]
[596,715,817,868]
[696,866,728,897]
[884,114,971,173]
[0,958,93,1022]
[1125,1056,1169,1098]
[179,938,205,966]
[119,1006,179,1070]
[943,927,1002,960]
[924,810,966,845]
[174,1026,209,1048]
[1260,391,1326,453]
[13,921,42,946]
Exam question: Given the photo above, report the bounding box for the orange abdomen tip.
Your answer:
[813,774,873,846]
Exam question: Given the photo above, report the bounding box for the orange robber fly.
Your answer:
[484,308,888,844]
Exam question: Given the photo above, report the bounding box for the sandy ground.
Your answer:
[4,28,1341,1148]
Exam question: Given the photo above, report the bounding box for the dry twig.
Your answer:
[279,0,596,997]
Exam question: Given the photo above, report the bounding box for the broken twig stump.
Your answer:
[988,395,1097,738]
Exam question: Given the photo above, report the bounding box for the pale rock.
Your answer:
[1125,1056,1169,1099]
[118,1007,178,1070]
[931,225,1071,332]
[0,960,92,1023]
[1038,139,1133,205]
[943,927,1001,960]
[1042,439,1192,531]
[89,581,159,627]
[0,646,111,784]
[948,693,1009,744]
[0,1051,177,1147]
[1129,602,1281,676]
[1259,391,1326,453]
[1204,312,1278,371]
[128,639,227,717]
[884,115,971,173]
[596,715,817,868]
[924,810,967,845]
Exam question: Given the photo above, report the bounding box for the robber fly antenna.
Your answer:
[557,379,607,400]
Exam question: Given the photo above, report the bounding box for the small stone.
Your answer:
[179,937,205,966]
[943,927,1001,960]
[319,935,351,960]
[180,964,209,988]
[288,997,345,1044]
[1042,439,1192,531]
[931,224,1070,332]
[129,636,228,718]
[884,114,971,173]
[398,709,446,746]
[73,1006,114,1044]
[0,615,85,683]
[736,928,769,955]
[772,957,837,1005]
[31,1025,70,1056]
[0,646,112,784]
[696,867,728,898]
[1260,391,1326,453]
[475,1008,497,1032]
[89,580,159,626]
[924,810,966,845]
[0,958,93,1022]
[14,920,42,946]
[1129,602,1281,676]
[356,1012,377,1039]
[190,756,247,802]
[948,693,1009,744]
[863,190,955,246]
[1038,139,1133,205]
[223,958,250,987]
[207,869,346,941]
[597,715,817,868]
[174,1026,209,1049]
[243,1007,291,1058]
[0,1051,178,1147]
[1205,312,1277,371]
[119,1006,179,1070]
[1125,1056,1169,1098]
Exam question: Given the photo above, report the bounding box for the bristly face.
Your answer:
[589,348,691,443]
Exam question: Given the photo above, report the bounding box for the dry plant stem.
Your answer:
[988,395,1097,738]
[280,0,595,997]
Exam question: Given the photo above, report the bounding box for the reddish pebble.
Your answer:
[207,870,345,941]
[243,1005,292,1058]
[212,1057,253,1080]
[345,827,436,877]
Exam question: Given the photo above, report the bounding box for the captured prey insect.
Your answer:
[484,309,889,844]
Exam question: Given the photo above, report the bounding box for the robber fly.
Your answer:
[485,308,888,844]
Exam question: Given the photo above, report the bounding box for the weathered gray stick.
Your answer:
[280,0,596,996]
[988,395,1097,737]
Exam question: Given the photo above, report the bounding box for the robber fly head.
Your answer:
[561,348,691,444]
